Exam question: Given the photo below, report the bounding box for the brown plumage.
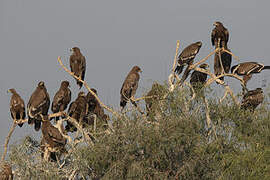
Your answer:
[214,49,232,82]
[70,47,86,88]
[8,89,25,127]
[41,115,67,161]
[27,81,50,131]
[145,82,166,115]
[51,81,71,121]
[211,21,229,48]
[0,162,13,180]
[241,88,264,112]
[65,92,88,132]
[120,66,142,111]
[175,41,202,75]
[231,62,270,86]
[190,64,209,95]
[86,88,105,119]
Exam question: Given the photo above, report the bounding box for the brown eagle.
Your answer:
[8,88,25,127]
[41,115,67,161]
[211,21,229,48]
[70,47,86,88]
[27,81,50,131]
[190,63,209,95]
[65,92,88,132]
[120,66,142,111]
[214,48,232,81]
[231,62,270,86]
[0,162,13,180]
[241,88,264,112]
[51,81,71,121]
[175,41,202,75]
[86,88,105,118]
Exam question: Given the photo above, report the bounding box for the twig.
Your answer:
[203,96,217,139]
[1,122,17,161]
[57,57,120,118]
[189,48,219,69]
[172,40,180,72]
[168,40,180,91]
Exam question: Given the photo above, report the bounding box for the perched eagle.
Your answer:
[190,63,209,95]
[86,88,105,119]
[41,115,67,161]
[65,92,88,132]
[145,82,166,115]
[8,88,25,127]
[214,49,232,81]
[175,41,202,75]
[241,88,264,112]
[70,47,86,89]
[211,21,229,48]
[27,81,50,131]
[231,62,270,86]
[120,66,142,111]
[51,81,71,121]
[0,162,13,180]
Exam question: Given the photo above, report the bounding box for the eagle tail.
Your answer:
[34,120,41,131]
[263,66,270,70]
[175,65,184,75]
[120,99,127,110]
[18,123,24,127]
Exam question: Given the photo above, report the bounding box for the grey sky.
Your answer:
[1,0,270,150]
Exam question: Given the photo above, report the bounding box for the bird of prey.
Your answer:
[211,21,229,49]
[175,41,202,75]
[86,88,105,119]
[241,88,264,112]
[51,81,71,121]
[70,47,86,89]
[27,81,50,131]
[145,82,166,116]
[120,66,142,111]
[0,162,13,180]
[214,49,232,81]
[190,63,209,95]
[8,89,25,127]
[65,92,88,132]
[41,115,67,161]
[231,62,270,86]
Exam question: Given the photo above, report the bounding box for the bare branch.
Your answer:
[1,122,17,161]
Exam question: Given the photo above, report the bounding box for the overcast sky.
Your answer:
[1,0,270,152]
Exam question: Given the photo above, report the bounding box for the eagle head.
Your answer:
[7,88,16,94]
[61,81,70,88]
[196,41,202,48]
[213,21,223,27]
[78,91,85,97]
[70,47,81,54]
[38,81,45,87]
[199,63,209,70]
[132,66,142,73]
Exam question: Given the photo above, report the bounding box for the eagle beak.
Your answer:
[70,48,73,52]
[213,22,217,26]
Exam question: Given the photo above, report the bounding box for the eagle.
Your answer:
[214,48,232,81]
[86,88,105,119]
[70,47,86,89]
[51,81,71,121]
[120,66,142,111]
[0,162,13,180]
[27,81,50,131]
[190,63,209,96]
[41,115,67,161]
[8,89,25,127]
[175,41,202,75]
[145,82,166,116]
[241,88,264,112]
[65,92,88,132]
[211,21,229,49]
[231,62,270,87]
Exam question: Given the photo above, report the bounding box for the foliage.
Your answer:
[7,84,270,179]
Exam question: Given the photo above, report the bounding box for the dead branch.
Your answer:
[203,97,217,139]
[168,40,180,91]
[1,122,17,161]
[57,56,120,118]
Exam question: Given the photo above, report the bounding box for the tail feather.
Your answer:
[263,66,270,70]
[18,123,24,127]
[175,65,184,75]
[34,120,41,131]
